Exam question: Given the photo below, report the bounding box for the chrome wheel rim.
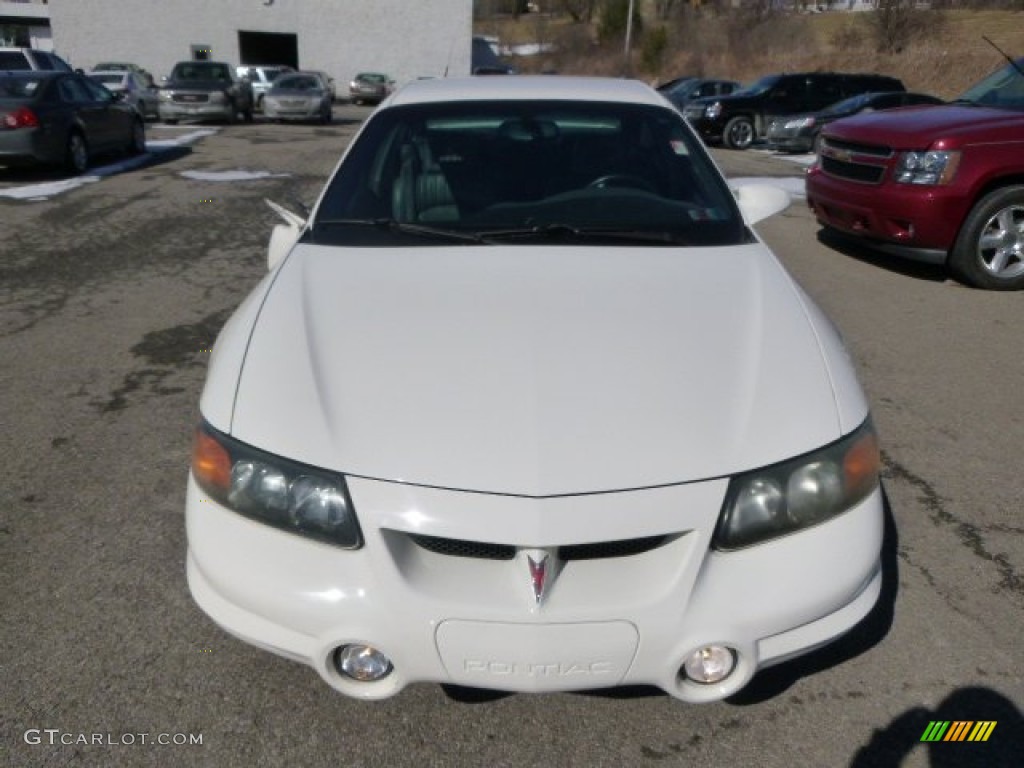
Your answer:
[977,204,1024,279]
[730,121,753,148]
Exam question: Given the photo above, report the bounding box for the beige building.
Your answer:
[3,0,472,87]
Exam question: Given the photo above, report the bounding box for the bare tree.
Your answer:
[871,0,919,54]
[559,0,599,22]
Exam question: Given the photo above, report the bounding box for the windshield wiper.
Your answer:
[315,218,489,243]
[478,224,680,244]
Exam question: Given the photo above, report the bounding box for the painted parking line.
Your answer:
[0,129,219,202]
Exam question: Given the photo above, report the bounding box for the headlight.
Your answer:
[158,90,172,102]
[893,150,961,185]
[713,420,880,550]
[706,102,722,120]
[784,117,815,130]
[191,421,363,548]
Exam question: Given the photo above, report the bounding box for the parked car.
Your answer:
[93,61,153,82]
[767,91,944,154]
[0,71,145,173]
[89,70,160,120]
[235,65,293,111]
[806,56,1024,290]
[472,36,516,75]
[159,61,254,124]
[348,72,394,105]
[262,71,332,123]
[658,76,741,111]
[0,47,73,72]
[685,71,906,150]
[186,75,883,704]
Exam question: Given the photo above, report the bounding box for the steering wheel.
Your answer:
[587,174,657,193]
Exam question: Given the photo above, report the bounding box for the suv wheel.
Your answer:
[723,116,755,150]
[950,186,1024,290]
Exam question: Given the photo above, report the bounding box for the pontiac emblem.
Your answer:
[527,553,549,604]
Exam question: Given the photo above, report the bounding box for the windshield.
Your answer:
[735,75,780,97]
[821,93,871,115]
[274,75,321,91]
[90,74,124,85]
[0,74,44,98]
[311,99,745,247]
[170,62,232,82]
[957,59,1024,111]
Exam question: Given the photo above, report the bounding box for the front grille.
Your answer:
[173,93,208,103]
[822,136,893,159]
[818,136,893,185]
[559,535,668,561]
[408,533,670,561]
[409,534,515,560]
[820,155,886,184]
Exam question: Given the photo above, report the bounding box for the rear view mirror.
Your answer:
[265,199,306,271]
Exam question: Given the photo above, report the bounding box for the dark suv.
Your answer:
[158,61,254,124]
[684,72,905,150]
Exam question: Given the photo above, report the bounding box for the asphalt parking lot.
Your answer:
[2,105,1022,768]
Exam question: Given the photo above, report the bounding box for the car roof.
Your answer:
[389,76,664,107]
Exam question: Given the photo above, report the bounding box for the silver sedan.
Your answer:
[263,72,332,123]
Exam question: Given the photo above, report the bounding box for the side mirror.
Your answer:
[732,183,790,226]
[265,199,306,271]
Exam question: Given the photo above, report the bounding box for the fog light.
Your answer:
[682,646,736,684]
[335,644,392,682]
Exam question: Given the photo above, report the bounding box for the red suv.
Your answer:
[805,57,1024,290]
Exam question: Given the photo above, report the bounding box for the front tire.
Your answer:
[64,131,88,174]
[128,119,146,155]
[950,186,1024,290]
[723,116,755,150]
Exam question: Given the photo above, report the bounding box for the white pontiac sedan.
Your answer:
[187,76,883,703]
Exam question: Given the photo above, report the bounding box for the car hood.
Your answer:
[825,104,1024,148]
[228,243,847,496]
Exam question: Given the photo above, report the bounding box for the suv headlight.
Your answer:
[158,90,172,102]
[706,102,723,120]
[191,421,363,548]
[894,150,961,185]
[713,420,880,550]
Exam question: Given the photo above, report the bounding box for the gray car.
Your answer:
[263,72,332,123]
[0,71,145,174]
[236,65,293,111]
[89,70,160,120]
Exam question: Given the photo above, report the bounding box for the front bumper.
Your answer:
[805,164,964,263]
[159,100,233,122]
[264,100,324,120]
[684,114,725,143]
[186,473,883,702]
[766,130,814,154]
